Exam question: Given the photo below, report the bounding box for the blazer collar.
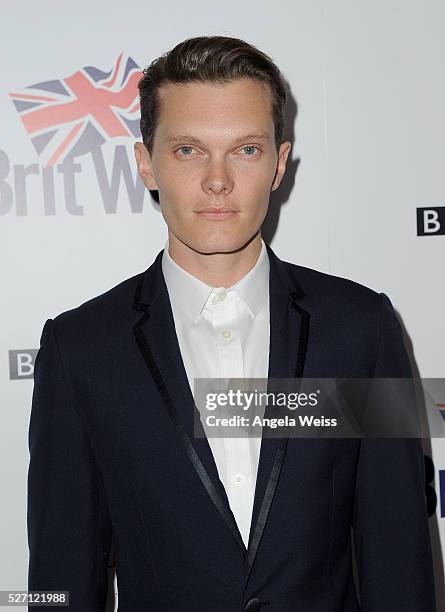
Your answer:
[148,236,270,321]
[134,241,303,313]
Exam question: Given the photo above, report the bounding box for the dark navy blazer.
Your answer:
[27,243,436,611]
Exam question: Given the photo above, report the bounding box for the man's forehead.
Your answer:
[155,79,275,143]
[156,78,273,115]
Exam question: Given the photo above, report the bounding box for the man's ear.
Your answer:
[134,142,158,190]
[271,141,292,191]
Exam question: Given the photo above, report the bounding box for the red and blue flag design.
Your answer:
[9,53,143,166]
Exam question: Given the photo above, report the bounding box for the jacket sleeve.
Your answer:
[27,318,113,611]
[352,292,437,611]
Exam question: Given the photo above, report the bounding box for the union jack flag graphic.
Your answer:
[9,53,143,166]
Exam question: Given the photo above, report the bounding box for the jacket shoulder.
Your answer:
[284,260,382,305]
[45,269,145,346]
[283,261,397,373]
[281,260,392,342]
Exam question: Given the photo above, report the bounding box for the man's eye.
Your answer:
[241,146,260,156]
[176,146,194,156]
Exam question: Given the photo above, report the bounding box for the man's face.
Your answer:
[134,78,291,254]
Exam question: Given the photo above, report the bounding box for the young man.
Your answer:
[28,36,436,611]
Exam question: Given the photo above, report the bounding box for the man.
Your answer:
[27,36,436,611]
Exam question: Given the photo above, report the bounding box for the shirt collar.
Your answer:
[161,237,269,321]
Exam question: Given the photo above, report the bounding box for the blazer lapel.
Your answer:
[132,250,247,557]
[245,244,310,578]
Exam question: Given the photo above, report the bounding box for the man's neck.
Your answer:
[167,232,263,288]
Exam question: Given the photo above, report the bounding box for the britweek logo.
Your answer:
[1,53,145,216]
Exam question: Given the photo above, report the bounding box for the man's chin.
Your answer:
[186,237,251,256]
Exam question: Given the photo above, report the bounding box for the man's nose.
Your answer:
[201,157,234,195]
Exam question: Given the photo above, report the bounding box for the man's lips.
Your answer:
[195,207,239,220]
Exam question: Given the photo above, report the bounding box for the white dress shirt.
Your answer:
[161,237,270,547]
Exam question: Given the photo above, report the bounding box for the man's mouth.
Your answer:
[195,206,239,220]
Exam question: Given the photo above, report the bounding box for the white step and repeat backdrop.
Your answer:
[1,0,444,609]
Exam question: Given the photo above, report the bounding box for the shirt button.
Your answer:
[218,291,227,301]
[234,474,245,484]
[221,330,232,340]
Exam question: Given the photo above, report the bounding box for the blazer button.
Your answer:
[244,597,261,611]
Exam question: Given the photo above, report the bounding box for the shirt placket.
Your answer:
[211,291,255,548]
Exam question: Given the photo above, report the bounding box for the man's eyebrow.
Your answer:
[164,133,271,145]
[232,133,271,144]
